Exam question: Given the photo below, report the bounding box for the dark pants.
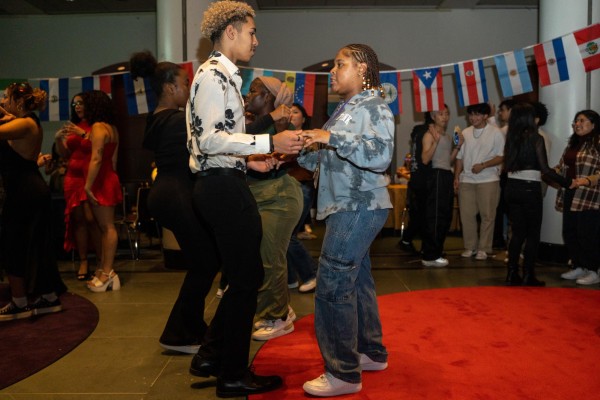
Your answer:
[402,170,429,244]
[562,189,600,270]
[149,174,220,346]
[504,179,542,270]
[287,181,317,283]
[421,169,454,261]
[192,174,264,380]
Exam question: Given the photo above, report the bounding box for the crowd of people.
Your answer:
[0,0,599,398]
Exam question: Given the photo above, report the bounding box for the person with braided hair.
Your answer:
[299,44,394,397]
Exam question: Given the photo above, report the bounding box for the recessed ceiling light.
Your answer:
[117,66,126,71]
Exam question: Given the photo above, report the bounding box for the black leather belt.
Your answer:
[195,168,246,180]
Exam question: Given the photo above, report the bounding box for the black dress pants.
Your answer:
[402,170,429,244]
[421,169,454,261]
[192,173,264,380]
[562,189,600,270]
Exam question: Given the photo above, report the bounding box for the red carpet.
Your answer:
[251,287,600,399]
[0,284,99,389]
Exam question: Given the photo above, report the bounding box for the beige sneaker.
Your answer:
[303,372,362,397]
[360,353,388,371]
[475,250,488,260]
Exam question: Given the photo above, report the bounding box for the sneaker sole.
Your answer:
[33,306,62,315]
[576,278,600,285]
[159,343,200,354]
[361,361,388,371]
[0,310,33,321]
[251,323,294,341]
[303,382,362,396]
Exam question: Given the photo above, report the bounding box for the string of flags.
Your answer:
[16,23,599,121]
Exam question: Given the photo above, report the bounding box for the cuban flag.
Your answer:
[284,72,316,116]
[36,77,76,121]
[239,67,274,95]
[123,73,157,115]
[573,23,600,72]
[81,75,112,97]
[412,67,444,112]
[379,71,402,115]
[454,59,488,107]
[494,50,533,97]
[533,38,570,86]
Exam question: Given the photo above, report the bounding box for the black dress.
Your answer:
[0,113,66,295]
[144,109,220,346]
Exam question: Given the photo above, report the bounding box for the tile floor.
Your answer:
[1,225,597,399]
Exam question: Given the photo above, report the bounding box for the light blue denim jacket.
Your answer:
[298,90,394,220]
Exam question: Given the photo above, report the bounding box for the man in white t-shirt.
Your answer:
[454,103,505,260]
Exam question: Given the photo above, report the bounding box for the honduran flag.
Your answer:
[239,67,274,95]
[37,77,87,121]
[454,59,488,107]
[81,75,112,97]
[284,72,316,116]
[123,73,157,115]
[494,50,533,97]
[533,38,570,86]
[412,67,444,112]
[573,23,600,72]
[379,71,402,115]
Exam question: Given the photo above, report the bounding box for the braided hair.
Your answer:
[342,43,381,93]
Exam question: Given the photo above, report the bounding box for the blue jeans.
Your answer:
[314,207,389,383]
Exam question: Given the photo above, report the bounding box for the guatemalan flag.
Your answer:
[573,23,600,72]
[284,72,316,116]
[412,67,444,112]
[533,38,570,86]
[379,71,402,115]
[454,59,488,107]
[494,50,533,97]
[123,73,157,115]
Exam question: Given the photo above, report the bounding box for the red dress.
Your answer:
[62,122,91,251]
[89,141,122,207]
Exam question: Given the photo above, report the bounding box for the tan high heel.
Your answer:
[87,270,121,292]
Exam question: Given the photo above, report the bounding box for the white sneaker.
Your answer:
[299,278,316,293]
[252,318,294,341]
[421,257,448,267]
[576,270,600,285]
[216,285,228,299]
[303,372,362,397]
[288,281,299,289]
[254,305,297,330]
[475,250,488,261]
[461,249,476,258]
[359,353,388,371]
[561,267,587,280]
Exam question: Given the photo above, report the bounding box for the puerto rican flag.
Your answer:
[123,73,157,115]
[494,49,533,97]
[573,23,600,72]
[454,59,488,107]
[533,38,570,86]
[412,67,444,112]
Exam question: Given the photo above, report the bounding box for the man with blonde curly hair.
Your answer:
[186,0,302,397]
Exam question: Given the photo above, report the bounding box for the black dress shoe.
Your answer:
[190,354,220,377]
[216,370,282,398]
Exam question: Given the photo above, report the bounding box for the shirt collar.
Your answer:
[209,50,239,78]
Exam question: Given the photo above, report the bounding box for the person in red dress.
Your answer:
[54,93,102,280]
[83,90,123,292]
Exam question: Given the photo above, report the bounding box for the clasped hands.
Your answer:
[247,129,330,173]
[570,177,591,189]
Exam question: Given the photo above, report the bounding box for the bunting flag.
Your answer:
[454,59,488,107]
[284,72,316,116]
[494,49,533,97]
[573,23,600,72]
[533,38,570,86]
[179,62,195,86]
[81,75,112,97]
[123,73,157,115]
[379,71,402,115]
[327,74,341,116]
[36,77,89,121]
[412,67,444,112]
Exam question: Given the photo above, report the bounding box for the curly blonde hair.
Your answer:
[201,0,256,43]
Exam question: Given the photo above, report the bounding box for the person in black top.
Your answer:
[503,103,573,286]
[130,51,221,353]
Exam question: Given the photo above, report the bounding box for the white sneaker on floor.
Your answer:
[561,267,587,280]
[299,278,316,293]
[359,353,388,371]
[475,250,488,261]
[461,250,476,258]
[252,318,294,341]
[576,270,600,285]
[303,372,362,397]
[254,305,297,330]
[421,257,448,267]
